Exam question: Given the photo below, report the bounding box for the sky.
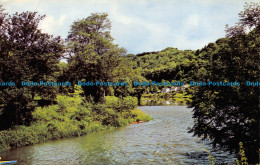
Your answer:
[0,0,258,54]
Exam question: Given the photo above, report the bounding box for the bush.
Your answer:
[105,96,119,109]
[131,109,153,122]
[105,96,138,112]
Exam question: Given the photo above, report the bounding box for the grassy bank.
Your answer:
[0,94,152,152]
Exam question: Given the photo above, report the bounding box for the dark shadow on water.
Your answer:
[183,151,209,164]
[182,150,236,164]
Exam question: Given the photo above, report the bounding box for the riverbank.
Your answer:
[141,92,192,106]
[0,95,152,153]
[0,106,237,164]
[142,92,192,102]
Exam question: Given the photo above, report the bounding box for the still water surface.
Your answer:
[1,106,236,164]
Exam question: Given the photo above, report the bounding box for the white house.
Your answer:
[161,88,170,93]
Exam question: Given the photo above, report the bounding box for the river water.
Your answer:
[1,106,236,164]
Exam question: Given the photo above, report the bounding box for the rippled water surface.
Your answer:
[1,106,236,164]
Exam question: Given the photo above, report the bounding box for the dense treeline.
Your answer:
[125,48,196,82]
[124,44,229,83]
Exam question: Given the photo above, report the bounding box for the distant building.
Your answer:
[160,84,189,94]
[170,84,190,92]
[184,84,190,88]
[170,86,178,92]
[161,88,170,93]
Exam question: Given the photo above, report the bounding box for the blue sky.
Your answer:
[1,0,258,54]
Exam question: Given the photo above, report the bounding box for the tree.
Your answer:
[66,13,126,102]
[0,7,63,129]
[188,2,259,163]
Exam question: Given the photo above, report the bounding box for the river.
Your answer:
[1,106,236,164]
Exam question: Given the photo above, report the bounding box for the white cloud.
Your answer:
[186,14,200,27]
[3,0,259,54]
[39,15,66,36]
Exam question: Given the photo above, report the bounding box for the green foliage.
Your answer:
[66,13,126,102]
[0,6,63,129]
[91,96,138,126]
[237,142,249,165]
[105,96,138,112]
[105,96,119,109]
[120,96,138,110]
[131,109,153,122]
[125,48,197,82]
[188,2,260,164]
[208,152,215,165]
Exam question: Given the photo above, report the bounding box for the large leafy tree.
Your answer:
[188,2,259,163]
[0,7,63,129]
[66,13,126,102]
